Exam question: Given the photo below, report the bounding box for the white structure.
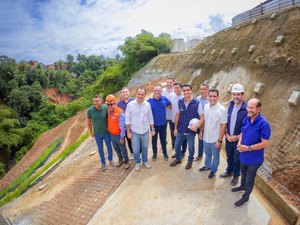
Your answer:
[171,38,185,53]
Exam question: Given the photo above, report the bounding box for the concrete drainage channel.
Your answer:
[255,174,299,225]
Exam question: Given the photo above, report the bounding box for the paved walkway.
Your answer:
[87,150,271,225]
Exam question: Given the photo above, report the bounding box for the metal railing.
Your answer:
[232,0,300,25]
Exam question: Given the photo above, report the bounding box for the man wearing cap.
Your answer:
[148,85,171,161]
[125,88,155,171]
[170,84,204,170]
[117,87,135,160]
[106,94,130,169]
[220,83,247,185]
[199,88,227,179]
[87,94,114,171]
[232,98,271,207]
[194,83,210,162]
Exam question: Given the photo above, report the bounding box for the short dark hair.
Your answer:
[136,87,146,94]
[93,94,102,99]
[200,83,209,89]
[209,88,219,96]
[166,77,174,82]
[182,84,192,90]
[173,82,182,88]
[254,98,262,108]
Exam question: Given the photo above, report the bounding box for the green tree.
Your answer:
[7,88,31,120]
[0,106,22,162]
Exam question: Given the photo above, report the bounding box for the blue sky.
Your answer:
[0,0,262,64]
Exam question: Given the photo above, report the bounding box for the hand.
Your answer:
[189,125,198,132]
[151,130,156,136]
[237,144,248,152]
[120,138,125,144]
[215,141,221,149]
[90,131,94,138]
[127,131,132,139]
[198,132,203,140]
[231,135,239,142]
[174,129,178,137]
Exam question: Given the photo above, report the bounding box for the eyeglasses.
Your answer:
[107,104,114,106]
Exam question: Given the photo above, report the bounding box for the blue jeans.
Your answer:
[225,140,240,176]
[204,141,220,173]
[152,125,167,155]
[240,163,262,201]
[167,120,176,148]
[175,132,195,163]
[197,139,204,157]
[94,133,113,165]
[131,131,149,164]
[110,134,129,163]
[171,122,187,153]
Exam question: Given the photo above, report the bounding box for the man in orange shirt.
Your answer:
[106,95,130,169]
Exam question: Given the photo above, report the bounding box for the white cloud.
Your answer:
[0,0,262,64]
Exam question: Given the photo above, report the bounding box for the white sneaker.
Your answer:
[135,163,140,171]
[129,153,134,161]
[143,161,151,169]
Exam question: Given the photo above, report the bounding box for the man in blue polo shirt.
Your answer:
[148,85,171,161]
[232,98,271,207]
[170,84,204,170]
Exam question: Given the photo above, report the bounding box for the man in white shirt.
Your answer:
[199,88,227,179]
[168,82,187,158]
[162,77,175,149]
[195,83,209,162]
[125,88,155,171]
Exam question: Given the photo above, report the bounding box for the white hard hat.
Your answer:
[231,83,244,93]
[188,118,200,128]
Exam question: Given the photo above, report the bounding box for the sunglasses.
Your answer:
[107,103,114,106]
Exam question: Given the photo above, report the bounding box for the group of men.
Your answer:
[87,77,271,208]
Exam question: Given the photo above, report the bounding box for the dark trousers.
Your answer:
[167,120,176,148]
[171,122,187,154]
[240,163,262,201]
[225,140,241,176]
[152,125,167,155]
[125,131,133,153]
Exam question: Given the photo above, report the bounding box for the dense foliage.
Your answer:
[0,30,172,176]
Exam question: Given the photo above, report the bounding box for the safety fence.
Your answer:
[232,0,300,25]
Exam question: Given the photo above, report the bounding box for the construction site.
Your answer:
[0,1,300,225]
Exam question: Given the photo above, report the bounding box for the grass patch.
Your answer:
[0,132,89,207]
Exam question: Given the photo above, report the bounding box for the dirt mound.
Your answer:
[43,88,73,105]
[0,110,88,192]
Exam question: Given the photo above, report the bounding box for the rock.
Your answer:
[288,91,300,107]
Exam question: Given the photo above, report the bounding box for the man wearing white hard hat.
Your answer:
[220,83,247,185]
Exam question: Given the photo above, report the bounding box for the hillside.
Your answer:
[129,6,300,206]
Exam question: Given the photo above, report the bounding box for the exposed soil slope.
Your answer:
[43,88,73,105]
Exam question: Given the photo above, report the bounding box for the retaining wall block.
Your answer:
[227,84,233,93]
[211,49,216,55]
[275,35,285,46]
[270,13,277,20]
[219,49,225,56]
[254,82,265,95]
[231,48,238,54]
[288,91,300,107]
[211,81,218,88]
[248,45,256,53]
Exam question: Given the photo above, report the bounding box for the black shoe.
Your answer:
[208,172,215,179]
[231,186,245,193]
[163,154,169,161]
[234,198,249,208]
[152,154,157,161]
[199,166,210,172]
[231,176,239,186]
[220,171,233,178]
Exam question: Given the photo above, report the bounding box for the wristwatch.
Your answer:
[217,139,222,143]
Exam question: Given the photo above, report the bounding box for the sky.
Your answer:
[0,0,263,64]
